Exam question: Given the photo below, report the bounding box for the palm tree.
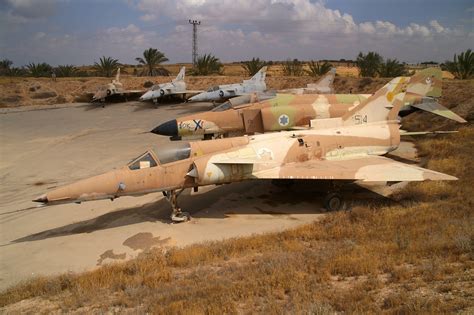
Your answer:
[0,59,13,75]
[26,62,53,77]
[192,54,223,75]
[378,59,407,77]
[445,49,474,79]
[56,65,78,77]
[93,56,119,77]
[282,59,304,76]
[136,48,169,76]
[356,52,382,77]
[241,58,266,76]
[306,61,333,77]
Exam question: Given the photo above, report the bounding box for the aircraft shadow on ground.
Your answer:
[11,180,389,244]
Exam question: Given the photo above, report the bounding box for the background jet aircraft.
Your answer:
[153,73,465,140]
[34,69,456,222]
[139,67,203,103]
[188,66,267,102]
[279,68,336,94]
[92,68,144,103]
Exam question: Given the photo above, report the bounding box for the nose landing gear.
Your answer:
[163,189,190,223]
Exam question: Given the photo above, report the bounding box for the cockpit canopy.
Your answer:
[127,142,191,170]
[207,86,220,92]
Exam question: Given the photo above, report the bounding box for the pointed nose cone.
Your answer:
[33,194,48,204]
[140,91,153,101]
[151,119,178,136]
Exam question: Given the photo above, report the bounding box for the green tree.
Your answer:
[356,52,382,77]
[0,59,13,75]
[241,57,266,76]
[56,65,78,77]
[283,59,304,76]
[445,49,474,79]
[192,54,223,75]
[26,62,53,77]
[306,61,333,77]
[377,59,407,77]
[136,48,169,76]
[94,56,119,77]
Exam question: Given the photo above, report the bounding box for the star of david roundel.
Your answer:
[278,114,290,127]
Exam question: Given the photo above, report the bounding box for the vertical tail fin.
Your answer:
[250,66,267,82]
[308,67,336,92]
[342,68,442,125]
[115,67,121,83]
[175,66,185,81]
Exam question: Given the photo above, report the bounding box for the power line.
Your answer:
[188,19,201,65]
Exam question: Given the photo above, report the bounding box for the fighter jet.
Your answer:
[187,66,267,103]
[34,68,457,222]
[92,68,145,103]
[139,67,203,103]
[152,73,466,140]
[279,68,336,94]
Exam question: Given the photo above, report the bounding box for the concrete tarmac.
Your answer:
[0,101,416,290]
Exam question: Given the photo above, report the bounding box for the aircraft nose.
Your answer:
[151,119,178,136]
[33,194,48,204]
[140,91,152,101]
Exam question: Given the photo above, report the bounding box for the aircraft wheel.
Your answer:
[324,193,344,211]
[171,212,190,223]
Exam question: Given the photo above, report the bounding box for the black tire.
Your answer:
[324,193,344,211]
[106,89,112,96]
[219,90,224,98]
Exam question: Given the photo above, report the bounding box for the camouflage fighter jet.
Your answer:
[153,72,465,140]
[279,68,336,94]
[34,69,457,222]
[139,67,203,103]
[92,68,144,103]
[187,66,267,103]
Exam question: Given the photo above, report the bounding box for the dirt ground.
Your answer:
[0,100,421,291]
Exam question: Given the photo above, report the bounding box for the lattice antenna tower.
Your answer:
[188,19,201,65]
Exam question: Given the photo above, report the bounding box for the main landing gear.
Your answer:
[163,189,190,223]
[323,182,345,212]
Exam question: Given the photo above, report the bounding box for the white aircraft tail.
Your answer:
[341,68,442,125]
[249,66,267,83]
[174,66,185,82]
[114,67,121,83]
[307,67,336,92]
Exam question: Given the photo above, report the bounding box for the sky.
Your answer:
[0,0,472,67]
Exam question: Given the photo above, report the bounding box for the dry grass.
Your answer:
[1,82,473,313]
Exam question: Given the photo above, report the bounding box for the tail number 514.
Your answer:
[354,114,368,125]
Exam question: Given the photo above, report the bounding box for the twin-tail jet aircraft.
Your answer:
[34,68,457,222]
[152,72,465,140]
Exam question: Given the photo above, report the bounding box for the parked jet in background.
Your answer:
[139,67,202,103]
[34,68,457,222]
[279,68,336,94]
[92,68,144,103]
[188,66,267,103]
[152,71,465,140]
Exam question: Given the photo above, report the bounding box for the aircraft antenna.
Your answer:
[188,19,201,65]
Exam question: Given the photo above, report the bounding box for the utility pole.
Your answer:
[189,19,201,65]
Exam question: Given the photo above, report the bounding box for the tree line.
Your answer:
[0,48,472,79]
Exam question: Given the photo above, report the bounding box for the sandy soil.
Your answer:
[0,101,420,291]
